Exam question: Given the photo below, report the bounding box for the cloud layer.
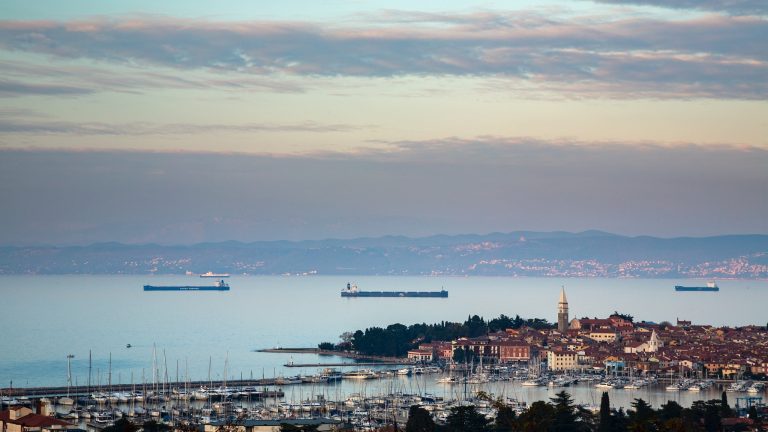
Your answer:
[0,118,365,136]
[590,0,767,16]
[1,10,766,99]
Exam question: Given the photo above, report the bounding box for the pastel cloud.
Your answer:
[0,78,94,97]
[589,0,767,16]
[0,11,766,99]
[0,118,365,136]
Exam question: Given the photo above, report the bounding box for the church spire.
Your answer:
[557,286,569,333]
[649,329,660,352]
[559,286,568,306]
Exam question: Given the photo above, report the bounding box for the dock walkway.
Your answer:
[257,348,411,364]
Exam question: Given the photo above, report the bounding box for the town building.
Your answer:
[0,406,72,432]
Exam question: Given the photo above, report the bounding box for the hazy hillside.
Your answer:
[1,232,766,278]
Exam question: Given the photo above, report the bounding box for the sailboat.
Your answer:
[59,354,75,406]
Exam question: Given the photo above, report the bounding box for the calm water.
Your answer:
[1,275,766,407]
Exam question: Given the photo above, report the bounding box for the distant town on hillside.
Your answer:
[2,231,767,278]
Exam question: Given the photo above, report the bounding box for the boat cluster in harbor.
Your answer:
[276,366,444,384]
[4,362,767,432]
[727,381,767,393]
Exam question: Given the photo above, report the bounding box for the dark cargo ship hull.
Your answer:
[674,286,719,292]
[144,285,230,291]
[341,290,448,298]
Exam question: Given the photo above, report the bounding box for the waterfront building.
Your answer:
[546,347,581,371]
[557,286,569,333]
[498,341,534,362]
[0,407,71,432]
[407,348,434,362]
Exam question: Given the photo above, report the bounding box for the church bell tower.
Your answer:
[558,286,569,333]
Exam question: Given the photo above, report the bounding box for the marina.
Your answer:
[2,365,765,430]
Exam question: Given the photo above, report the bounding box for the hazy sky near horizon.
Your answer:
[0,1,766,244]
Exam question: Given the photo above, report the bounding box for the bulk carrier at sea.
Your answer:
[674,281,719,292]
[144,279,230,291]
[340,283,448,298]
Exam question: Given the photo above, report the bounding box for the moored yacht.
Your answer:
[343,369,377,379]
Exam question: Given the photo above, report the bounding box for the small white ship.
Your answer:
[200,271,230,278]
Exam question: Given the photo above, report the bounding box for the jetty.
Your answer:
[0,378,282,399]
[257,348,412,364]
[284,362,405,367]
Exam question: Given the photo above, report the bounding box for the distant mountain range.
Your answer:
[1,231,767,278]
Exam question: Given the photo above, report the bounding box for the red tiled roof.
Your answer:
[0,410,72,428]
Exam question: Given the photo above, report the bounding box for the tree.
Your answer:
[627,399,655,432]
[103,418,139,432]
[611,312,634,323]
[517,401,555,432]
[611,408,629,432]
[405,405,436,432]
[317,342,335,350]
[747,406,764,432]
[444,405,489,432]
[340,331,354,344]
[175,422,200,432]
[495,405,517,432]
[279,423,319,432]
[465,315,489,338]
[690,400,722,432]
[703,403,721,432]
[489,314,518,332]
[659,401,683,422]
[598,392,611,432]
[475,390,516,432]
[142,420,171,432]
[720,391,733,418]
[453,345,474,364]
[550,391,586,432]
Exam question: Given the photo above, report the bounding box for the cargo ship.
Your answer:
[200,271,230,278]
[144,280,230,291]
[674,281,719,292]
[341,283,448,298]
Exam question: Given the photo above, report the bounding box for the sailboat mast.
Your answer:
[66,354,74,397]
[108,352,112,394]
[88,350,92,396]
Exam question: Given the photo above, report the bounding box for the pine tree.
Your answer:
[405,405,436,432]
[628,399,655,432]
[720,391,733,418]
[598,392,611,432]
[495,405,516,432]
[659,400,683,422]
[103,418,139,432]
[444,405,489,432]
[516,401,555,432]
[550,391,584,432]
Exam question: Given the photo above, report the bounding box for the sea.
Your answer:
[1,275,766,409]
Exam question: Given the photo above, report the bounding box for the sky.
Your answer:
[0,0,766,245]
